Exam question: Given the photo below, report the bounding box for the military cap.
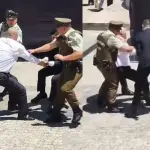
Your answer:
[55,17,72,27]
[6,10,18,19]
[109,21,123,26]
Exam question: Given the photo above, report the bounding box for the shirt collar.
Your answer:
[65,28,74,37]
[108,30,115,36]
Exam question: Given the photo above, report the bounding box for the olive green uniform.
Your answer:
[54,28,82,110]
[95,28,125,107]
[49,18,83,123]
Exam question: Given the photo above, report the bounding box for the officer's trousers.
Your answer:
[132,66,150,107]
[97,65,119,106]
[53,66,82,112]
[37,62,62,94]
[0,72,28,116]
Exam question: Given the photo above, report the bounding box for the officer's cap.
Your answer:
[55,17,72,28]
[109,21,123,29]
[6,10,18,20]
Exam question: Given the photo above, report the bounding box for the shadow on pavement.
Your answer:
[88,8,103,12]
[83,94,150,117]
[0,117,16,120]
[28,100,79,128]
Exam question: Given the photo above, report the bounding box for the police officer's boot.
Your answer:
[31,93,47,103]
[71,107,83,124]
[122,87,134,95]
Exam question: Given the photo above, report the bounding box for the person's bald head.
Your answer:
[8,27,18,41]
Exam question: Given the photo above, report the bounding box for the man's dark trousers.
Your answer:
[132,66,150,107]
[0,72,28,116]
[37,63,62,95]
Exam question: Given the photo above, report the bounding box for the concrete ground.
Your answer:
[83,0,130,30]
[0,31,150,150]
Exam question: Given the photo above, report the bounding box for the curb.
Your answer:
[83,23,130,30]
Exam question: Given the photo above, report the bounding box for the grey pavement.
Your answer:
[83,0,130,30]
[0,30,150,150]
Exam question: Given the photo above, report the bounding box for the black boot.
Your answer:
[122,88,134,95]
[31,93,47,103]
[71,107,83,124]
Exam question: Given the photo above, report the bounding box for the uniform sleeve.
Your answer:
[107,36,124,49]
[17,44,40,64]
[13,26,22,43]
[68,33,82,52]
[17,29,22,43]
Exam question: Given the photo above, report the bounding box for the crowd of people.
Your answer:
[0,10,83,127]
[94,19,150,119]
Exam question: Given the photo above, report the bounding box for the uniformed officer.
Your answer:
[95,21,135,112]
[0,10,23,107]
[0,10,22,43]
[29,18,83,125]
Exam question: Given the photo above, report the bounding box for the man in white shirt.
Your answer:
[116,28,136,95]
[0,28,46,120]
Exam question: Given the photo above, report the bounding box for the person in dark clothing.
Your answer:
[31,29,62,103]
[125,19,150,119]
[88,0,94,5]
[107,0,113,6]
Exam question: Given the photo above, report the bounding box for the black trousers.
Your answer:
[37,62,62,94]
[49,75,58,102]
[107,0,113,6]
[0,72,28,116]
[132,66,150,106]
[117,66,137,89]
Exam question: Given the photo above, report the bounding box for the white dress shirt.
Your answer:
[116,43,130,67]
[0,37,40,73]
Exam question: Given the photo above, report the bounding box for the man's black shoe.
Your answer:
[31,93,47,103]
